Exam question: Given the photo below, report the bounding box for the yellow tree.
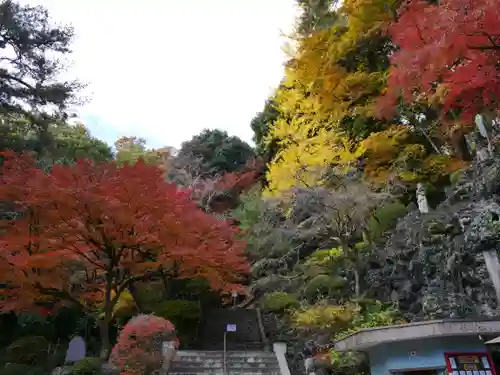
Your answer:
[264,0,467,197]
[263,0,400,196]
[358,125,466,185]
[291,0,398,138]
[263,71,358,197]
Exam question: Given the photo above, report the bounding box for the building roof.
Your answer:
[485,336,500,345]
[334,319,500,352]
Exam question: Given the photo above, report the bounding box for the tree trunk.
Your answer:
[100,274,113,360]
[482,250,500,308]
[353,269,360,297]
[341,240,361,297]
[451,132,472,161]
[128,282,144,313]
[160,269,170,299]
[418,127,441,154]
[98,318,111,360]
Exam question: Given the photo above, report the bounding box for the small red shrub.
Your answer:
[109,314,178,375]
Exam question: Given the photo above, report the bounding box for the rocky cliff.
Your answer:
[254,157,500,375]
[367,157,500,320]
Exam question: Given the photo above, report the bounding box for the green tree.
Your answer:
[0,115,39,153]
[50,123,113,163]
[114,136,161,166]
[0,0,83,153]
[178,129,255,178]
[0,118,112,163]
[250,99,280,161]
[295,0,339,36]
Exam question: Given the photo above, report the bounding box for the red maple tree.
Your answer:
[0,151,249,357]
[378,0,499,121]
[216,158,265,195]
[187,158,265,215]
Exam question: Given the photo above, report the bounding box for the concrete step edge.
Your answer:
[170,364,280,368]
[172,358,278,363]
[171,363,279,368]
[176,351,275,355]
[170,367,281,370]
[168,374,282,375]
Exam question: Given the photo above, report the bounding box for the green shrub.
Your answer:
[153,300,200,347]
[291,302,356,332]
[135,281,164,307]
[336,300,405,340]
[304,275,346,300]
[153,300,200,322]
[185,277,211,293]
[261,292,299,313]
[1,363,46,375]
[6,336,49,366]
[46,343,68,369]
[368,200,408,239]
[449,170,463,186]
[17,312,54,339]
[72,357,102,375]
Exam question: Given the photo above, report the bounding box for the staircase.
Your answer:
[167,308,288,374]
[168,350,282,375]
[198,308,264,350]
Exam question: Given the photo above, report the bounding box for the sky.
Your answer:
[18,0,298,149]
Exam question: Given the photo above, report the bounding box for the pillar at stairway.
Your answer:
[304,357,315,375]
[273,342,291,375]
[159,340,177,374]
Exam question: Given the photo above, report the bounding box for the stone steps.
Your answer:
[169,374,271,375]
[168,350,281,375]
[199,308,263,350]
[168,369,281,375]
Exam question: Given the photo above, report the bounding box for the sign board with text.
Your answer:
[226,324,237,332]
[445,352,496,375]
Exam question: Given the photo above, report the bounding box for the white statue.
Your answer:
[416,182,429,214]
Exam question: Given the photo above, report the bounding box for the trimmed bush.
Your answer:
[368,200,408,238]
[153,300,200,347]
[449,170,463,186]
[261,292,299,313]
[1,363,46,375]
[304,275,346,300]
[72,357,102,375]
[6,336,49,366]
[153,300,200,322]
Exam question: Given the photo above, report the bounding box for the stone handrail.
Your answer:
[273,342,292,375]
[256,307,270,350]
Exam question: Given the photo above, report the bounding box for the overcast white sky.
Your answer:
[19,0,298,148]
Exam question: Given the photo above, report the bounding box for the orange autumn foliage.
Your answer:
[0,151,250,315]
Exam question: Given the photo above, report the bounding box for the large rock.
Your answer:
[51,365,72,375]
[463,200,500,253]
[101,363,120,375]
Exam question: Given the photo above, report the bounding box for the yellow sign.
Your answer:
[458,356,480,363]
